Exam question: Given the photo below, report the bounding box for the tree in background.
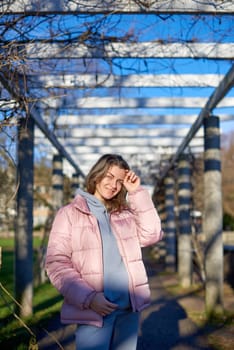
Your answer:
[222,131,234,229]
[0,133,17,234]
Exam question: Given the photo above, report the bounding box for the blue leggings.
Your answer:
[75,309,140,350]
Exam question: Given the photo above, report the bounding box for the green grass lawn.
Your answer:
[0,236,63,349]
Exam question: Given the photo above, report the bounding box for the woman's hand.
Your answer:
[90,292,118,316]
[123,170,140,193]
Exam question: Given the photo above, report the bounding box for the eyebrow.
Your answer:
[107,171,124,182]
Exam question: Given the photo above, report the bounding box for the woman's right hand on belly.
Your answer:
[90,292,118,316]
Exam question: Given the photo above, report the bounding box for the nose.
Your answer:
[110,179,118,189]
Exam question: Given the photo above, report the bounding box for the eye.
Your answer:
[117,180,124,186]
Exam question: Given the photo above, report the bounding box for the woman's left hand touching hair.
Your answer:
[123,170,141,193]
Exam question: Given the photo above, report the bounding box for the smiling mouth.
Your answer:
[106,188,116,195]
[106,186,115,191]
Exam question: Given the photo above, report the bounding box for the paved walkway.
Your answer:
[37,263,234,350]
[137,272,210,350]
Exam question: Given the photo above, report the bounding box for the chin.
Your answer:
[104,196,114,201]
[104,193,115,200]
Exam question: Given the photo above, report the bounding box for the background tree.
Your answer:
[0,133,17,234]
[222,131,234,229]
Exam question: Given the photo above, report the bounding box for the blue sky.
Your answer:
[7,13,232,43]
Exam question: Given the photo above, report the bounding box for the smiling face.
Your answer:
[94,165,126,203]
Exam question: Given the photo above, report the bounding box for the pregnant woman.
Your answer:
[46,153,163,350]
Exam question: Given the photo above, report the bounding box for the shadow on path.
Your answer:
[37,316,76,350]
[137,297,211,350]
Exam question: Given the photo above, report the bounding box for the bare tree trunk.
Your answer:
[34,209,54,286]
[191,228,206,284]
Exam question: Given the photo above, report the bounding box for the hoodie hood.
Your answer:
[75,188,105,214]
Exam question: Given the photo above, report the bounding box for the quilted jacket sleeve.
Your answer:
[128,186,163,247]
[45,206,96,310]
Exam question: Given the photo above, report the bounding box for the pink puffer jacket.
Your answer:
[46,186,163,327]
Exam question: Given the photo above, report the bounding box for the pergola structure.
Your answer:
[1,0,234,182]
[0,0,234,318]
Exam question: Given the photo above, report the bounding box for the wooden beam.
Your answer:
[27,74,225,89]
[55,113,234,126]
[35,135,203,148]
[3,95,234,110]
[40,96,234,109]
[23,42,234,59]
[34,140,175,154]
[35,142,204,156]
[2,0,234,14]
[47,126,204,138]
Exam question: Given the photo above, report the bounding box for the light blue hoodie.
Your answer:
[77,189,131,310]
